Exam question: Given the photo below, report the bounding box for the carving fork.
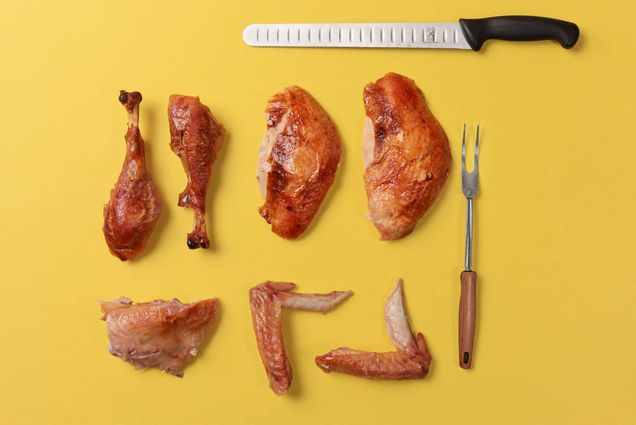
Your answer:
[460,124,480,369]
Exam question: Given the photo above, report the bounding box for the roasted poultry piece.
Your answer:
[249,282,352,395]
[103,91,163,261]
[363,73,452,240]
[100,297,218,377]
[316,279,432,380]
[257,86,341,239]
[169,95,225,249]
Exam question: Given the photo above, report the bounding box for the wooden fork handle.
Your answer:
[459,271,477,369]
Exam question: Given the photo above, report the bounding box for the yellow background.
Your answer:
[1,0,635,424]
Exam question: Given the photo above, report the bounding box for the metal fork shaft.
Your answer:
[465,198,473,271]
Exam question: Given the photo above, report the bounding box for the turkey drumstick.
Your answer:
[168,95,225,249]
[103,91,163,261]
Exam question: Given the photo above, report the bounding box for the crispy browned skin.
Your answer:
[316,332,431,380]
[249,282,293,395]
[249,282,352,395]
[169,95,225,249]
[100,297,218,377]
[363,73,451,240]
[103,91,163,261]
[258,86,341,239]
[316,279,431,380]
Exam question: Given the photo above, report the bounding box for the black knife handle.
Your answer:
[459,16,579,51]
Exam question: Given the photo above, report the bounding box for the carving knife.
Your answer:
[243,16,579,51]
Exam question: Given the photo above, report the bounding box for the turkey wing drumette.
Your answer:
[316,279,431,380]
[169,95,225,249]
[103,91,163,261]
[249,282,352,395]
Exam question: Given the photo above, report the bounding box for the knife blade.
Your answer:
[243,16,579,51]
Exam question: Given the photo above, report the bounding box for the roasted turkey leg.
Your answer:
[103,91,163,261]
[168,95,225,249]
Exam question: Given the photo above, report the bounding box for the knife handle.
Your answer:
[459,270,477,369]
[459,16,579,51]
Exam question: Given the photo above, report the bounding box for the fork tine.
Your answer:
[461,123,467,171]
[474,123,480,173]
